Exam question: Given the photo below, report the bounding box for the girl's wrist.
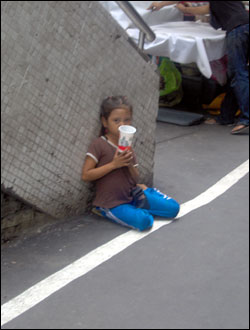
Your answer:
[110,161,117,170]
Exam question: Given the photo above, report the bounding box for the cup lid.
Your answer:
[118,125,136,134]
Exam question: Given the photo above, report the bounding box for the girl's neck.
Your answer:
[105,133,118,146]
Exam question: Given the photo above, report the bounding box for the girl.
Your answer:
[82,96,180,231]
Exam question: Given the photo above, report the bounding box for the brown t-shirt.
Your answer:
[86,136,138,209]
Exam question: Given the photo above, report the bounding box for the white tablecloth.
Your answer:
[100,1,183,29]
[100,1,227,79]
[127,21,226,78]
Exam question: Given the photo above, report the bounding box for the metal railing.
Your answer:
[115,1,156,50]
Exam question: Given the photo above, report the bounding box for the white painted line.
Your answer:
[177,159,249,218]
[1,159,249,326]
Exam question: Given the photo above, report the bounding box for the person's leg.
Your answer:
[96,204,154,231]
[217,82,239,125]
[226,24,249,131]
[143,188,180,218]
[204,79,238,126]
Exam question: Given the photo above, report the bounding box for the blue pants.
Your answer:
[96,188,180,231]
[218,24,249,126]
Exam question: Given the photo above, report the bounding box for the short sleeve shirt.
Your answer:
[209,1,249,33]
[86,136,138,209]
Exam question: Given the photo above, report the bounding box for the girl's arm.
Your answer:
[82,157,116,182]
[82,149,134,182]
[128,164,139,183]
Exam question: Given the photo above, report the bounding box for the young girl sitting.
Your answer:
[82,96,180,231]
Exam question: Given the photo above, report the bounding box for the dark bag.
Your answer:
[131,186,150,209]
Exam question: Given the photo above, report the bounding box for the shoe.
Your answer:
[91,207,103,217]
[231,124,249,135]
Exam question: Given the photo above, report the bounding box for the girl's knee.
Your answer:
[169,199,180,218]
[145,188,180,218]
[109,205,154,231]
[161,199,180,218]
[136,210,154,231]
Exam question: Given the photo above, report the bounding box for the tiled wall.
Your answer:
[1,1,159,218]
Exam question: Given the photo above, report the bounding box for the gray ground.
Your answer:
[1,121,249,329]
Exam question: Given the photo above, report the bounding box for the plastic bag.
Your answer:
[159,58,183,107]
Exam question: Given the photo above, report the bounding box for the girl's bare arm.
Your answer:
[82,157,116,182]
[82,149,134,182]
[128,164,139,183]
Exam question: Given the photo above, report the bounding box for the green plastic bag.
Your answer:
[159,58,183,107]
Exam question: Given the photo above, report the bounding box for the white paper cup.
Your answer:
[118,125,136,152]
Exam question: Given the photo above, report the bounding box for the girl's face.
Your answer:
[102,108,132,138]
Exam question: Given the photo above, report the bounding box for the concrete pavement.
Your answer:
[1,121,249,329]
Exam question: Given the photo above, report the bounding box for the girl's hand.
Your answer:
[112,149,133,169]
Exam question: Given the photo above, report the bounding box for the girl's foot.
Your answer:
[137,184,148,191]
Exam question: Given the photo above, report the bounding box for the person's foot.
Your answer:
[231,124,249,135]
[204,118,235,126]
[204,118,217,124]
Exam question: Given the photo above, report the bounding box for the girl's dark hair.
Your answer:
[99,96,133,136]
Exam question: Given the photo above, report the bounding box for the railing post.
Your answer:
[138,31,146,50]
[115,1,155,50]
